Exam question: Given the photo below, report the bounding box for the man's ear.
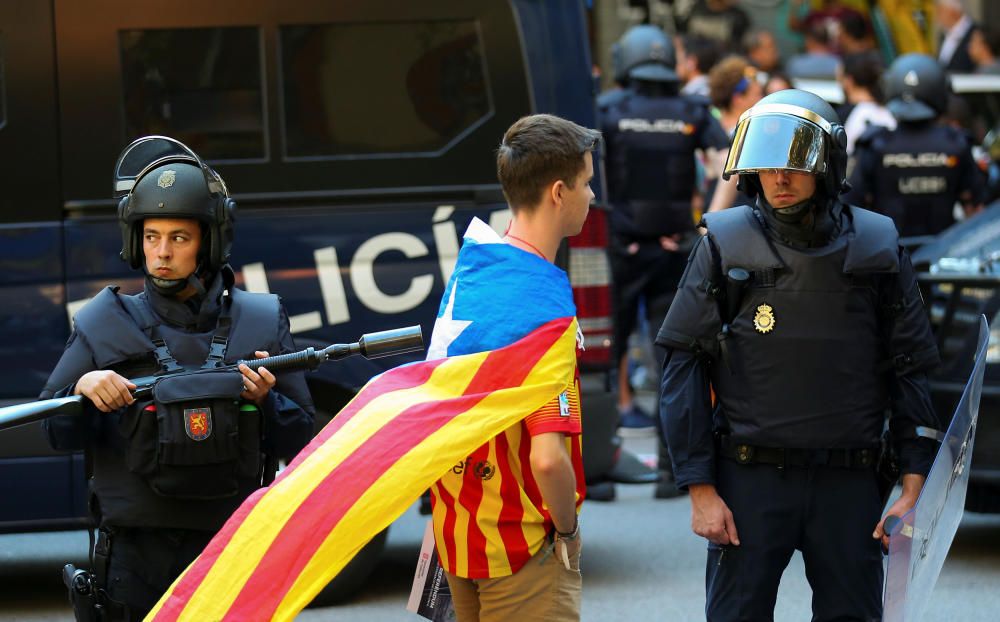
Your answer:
[550,179,566,207]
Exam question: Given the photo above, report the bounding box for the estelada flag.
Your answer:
[147,219,579,621]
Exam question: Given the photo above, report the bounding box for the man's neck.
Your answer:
[847,87,874,104]
[505,213,561,263]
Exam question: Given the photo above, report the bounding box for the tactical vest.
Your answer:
[702,205,899,449]
[867,125,970,237]
[73,286,280,527]
[605,93,707,238]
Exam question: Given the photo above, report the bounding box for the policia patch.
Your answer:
[753,304,775,334]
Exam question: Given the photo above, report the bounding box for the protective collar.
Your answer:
[757,196,841,249]
[143,266,233,331]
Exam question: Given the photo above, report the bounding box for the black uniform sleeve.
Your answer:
[39,331,102,451]
[886,249,942,476]
[655,235,723,358]
[260,306,315,460]
[844,142,876,208]
[659,347,716,489]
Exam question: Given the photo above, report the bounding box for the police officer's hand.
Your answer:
[74,370,136,413]
[874,473,926,550]
[239,351,276,405]
[689,483,740,546]
[659,235,680,252]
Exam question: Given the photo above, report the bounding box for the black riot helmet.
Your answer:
[114,136,236,288]
[611,24,678,84]
[724,89,849,199]
[883,53,949,122]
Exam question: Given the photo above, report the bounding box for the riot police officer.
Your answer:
[846,53,985,239]
[656,90,941,620]
[600,25,730,496]
[40,137,315,621]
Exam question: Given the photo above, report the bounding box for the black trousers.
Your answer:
[608,239,685,362]
[100,527,215,622]
[706,459,884,622]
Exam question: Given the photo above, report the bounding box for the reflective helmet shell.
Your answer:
[724,89,848,196]
[611,24,678,84]
[883,53,949,122]
[115,137,235,273]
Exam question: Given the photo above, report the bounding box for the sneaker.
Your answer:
[617,403,656,437]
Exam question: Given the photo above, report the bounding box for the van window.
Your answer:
[119,27,265,161]
[280,20,491,159]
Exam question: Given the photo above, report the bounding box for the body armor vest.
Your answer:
[72,286,280,528]
[703,205,899,449]
[867,125,970,237]
[604,92,708,238]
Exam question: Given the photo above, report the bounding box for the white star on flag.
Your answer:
[426,283,472,360]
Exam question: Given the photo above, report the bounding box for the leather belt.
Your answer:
[719,435,876,470]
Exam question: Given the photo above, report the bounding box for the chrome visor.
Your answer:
[724,112,827,178]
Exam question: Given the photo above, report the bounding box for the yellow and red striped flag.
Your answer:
[146,315,578,622]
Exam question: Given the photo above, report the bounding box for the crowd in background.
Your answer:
[603,0,999,214]
[597,0,999,489]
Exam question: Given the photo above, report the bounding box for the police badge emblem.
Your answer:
[184,407,213,441]
[157,169,176,189]
[753,303,775,334]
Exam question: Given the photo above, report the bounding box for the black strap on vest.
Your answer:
[119,294,234,372]
[202,315,232,370]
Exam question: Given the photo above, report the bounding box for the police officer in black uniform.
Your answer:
[846,53,985,240]
[41,137,314,621]
[600,24,729,495]
[656,90,941,620]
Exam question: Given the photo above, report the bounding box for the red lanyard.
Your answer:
[503,227,548,260]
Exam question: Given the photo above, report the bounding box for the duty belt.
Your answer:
[719,435,876,470]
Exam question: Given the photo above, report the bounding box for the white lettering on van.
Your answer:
[433,205,459,283]
[350,233,434,314]
[241,262,322,333]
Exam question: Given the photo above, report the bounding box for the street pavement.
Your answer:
[2,435,1000,621]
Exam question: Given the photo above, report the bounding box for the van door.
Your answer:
[0,0,87,530]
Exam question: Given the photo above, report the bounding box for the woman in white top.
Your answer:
[838,51,896,156]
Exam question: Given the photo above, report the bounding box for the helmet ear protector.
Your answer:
[114,136,235,272]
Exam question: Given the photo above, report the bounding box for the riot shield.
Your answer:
[883,315,989,622]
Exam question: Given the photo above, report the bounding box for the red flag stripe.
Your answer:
[494,429,530,572]
[218,317,573,619]
[281,357,448,475]
[456,443,489,575]
[149,357,451,621]
[433,484,459,572]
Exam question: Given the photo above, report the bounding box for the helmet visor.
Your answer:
[113,136,227,198]
[724,113,827,177]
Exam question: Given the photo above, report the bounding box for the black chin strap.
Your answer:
[144,264,211,297]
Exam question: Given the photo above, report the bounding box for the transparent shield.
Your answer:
[113,135,226,198]
[724,114,827,177]
[883,316,989,622]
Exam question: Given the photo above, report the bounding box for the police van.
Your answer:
[0,0,620,600]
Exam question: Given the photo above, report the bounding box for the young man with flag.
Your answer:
[427,113,600,622]
[145,115,593,622]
